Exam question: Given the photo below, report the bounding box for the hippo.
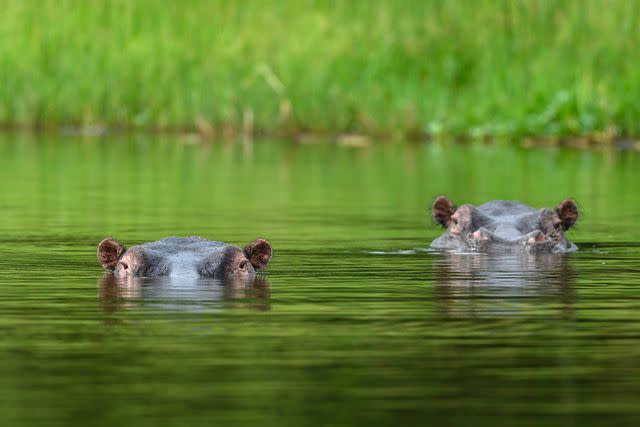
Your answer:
[430,196,579,253]
[97,236,272,279]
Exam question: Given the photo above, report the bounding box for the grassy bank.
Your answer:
[0,0,639,139]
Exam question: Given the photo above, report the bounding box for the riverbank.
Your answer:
[1,0,638,139]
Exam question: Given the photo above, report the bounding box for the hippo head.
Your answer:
[97,236,272,280]
[431,196,579,253]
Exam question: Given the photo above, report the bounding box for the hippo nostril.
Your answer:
[528,232,549,245]
[472,230,490,241]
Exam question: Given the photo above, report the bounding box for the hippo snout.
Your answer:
[431,197,579,254]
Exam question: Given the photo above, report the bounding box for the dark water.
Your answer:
[1,135,640,426]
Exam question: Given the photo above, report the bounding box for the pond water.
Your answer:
[1,135,640,426]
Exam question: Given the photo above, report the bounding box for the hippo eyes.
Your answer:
[239,260,248,270]
[120,262,129,270]
[451,218,458,225]
[553,222,563,231]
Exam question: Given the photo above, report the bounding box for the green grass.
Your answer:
[0,0,639,139]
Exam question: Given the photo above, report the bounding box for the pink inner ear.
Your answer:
[244,239,272,270]
[97,238,125,270]
[556,200,579,230]
[432,196,456,227]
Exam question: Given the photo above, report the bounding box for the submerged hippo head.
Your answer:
[431,196,579,253]
[97,236,272,279]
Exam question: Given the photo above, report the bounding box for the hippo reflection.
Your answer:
[99,275,271,314]
[97,236,272,279]
[431,196,579,253]
[433,252,577,318]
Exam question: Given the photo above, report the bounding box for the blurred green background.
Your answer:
[1,0,638,139]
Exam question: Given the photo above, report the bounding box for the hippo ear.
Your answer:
[555,199,579,230]
[243,239,272,270]
[97,238,126,270]
[432,196,457,227]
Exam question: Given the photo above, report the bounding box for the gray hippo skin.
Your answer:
[97,236,272,279]
[430,196,579,253]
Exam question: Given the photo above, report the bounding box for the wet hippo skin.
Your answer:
[431,196,579,253]
[97,236,272,279]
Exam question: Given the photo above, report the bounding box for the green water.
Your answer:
[1,135,640,426]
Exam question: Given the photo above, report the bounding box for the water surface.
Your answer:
[1,135,640,426]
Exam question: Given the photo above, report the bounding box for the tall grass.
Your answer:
[0,0,639,138]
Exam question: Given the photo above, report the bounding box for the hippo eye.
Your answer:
[120,262,129,270]
[553,222,562,231]
[451,218,458,225]
[238,260,248,270]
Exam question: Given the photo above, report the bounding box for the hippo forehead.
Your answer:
[476,201,536,224]
[137,236,228,253]
[476,200,538,217]
[449,202,537,236]
[122,237,245,277]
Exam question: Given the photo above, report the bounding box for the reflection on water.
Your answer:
[433,252,577,318]
[99,275,271,314]
[2,135,640,426]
